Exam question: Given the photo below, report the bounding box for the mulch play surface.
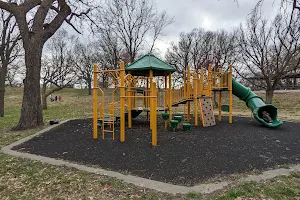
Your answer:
[13,116,300,186]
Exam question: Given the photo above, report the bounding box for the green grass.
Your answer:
[0,87,93,130]
[186,192,201,199]
[0,87,188,200]
[1,86,300,199]
[0,153,185,200]
[214,174,300,200]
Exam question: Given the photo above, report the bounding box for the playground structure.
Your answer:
[93,54,283,147]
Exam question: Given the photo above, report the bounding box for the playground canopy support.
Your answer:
[93,54,177,147]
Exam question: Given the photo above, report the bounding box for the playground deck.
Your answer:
[12,116,300,186]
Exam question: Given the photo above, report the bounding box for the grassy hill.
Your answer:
[1,87,299,130]
[0,87,300,199]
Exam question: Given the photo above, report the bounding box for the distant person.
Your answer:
[49,94,53,102]
[55,96,58,101]
[58,95,62,101]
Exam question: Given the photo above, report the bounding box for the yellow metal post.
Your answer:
[218,68,222,121]
[187,65,191,122]
[199,69,204,95]
[168,72,172,120]
[146,78,149,120]
[152,82,157,146]
[164,75,167,110]
[101,97,104,139]
[93,64,98,139]
[187,66,191,98]
[120,61,126,142]
[128,73,132,128]
[149,70,153,130]
[193,73,198,126]
[229,64,233,123]
[164,75,168,129]
[183,72,186,99]
[208,64,212,97]
[212,68,216,89]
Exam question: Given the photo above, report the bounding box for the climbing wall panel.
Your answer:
[199,97,216,127]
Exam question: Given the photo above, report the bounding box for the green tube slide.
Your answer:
[232,79,283,128]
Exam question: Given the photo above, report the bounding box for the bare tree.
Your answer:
[190,29,214,70]
[0,0,95,129]
[73,40,99,95]
[165,32,194,86]
[211,29,239,71]
[6,59,25,86]
[190,29,238,71]
[94,21,124,88]
[0,9,21,117]
[96,25,121,70]
[98,0,172,63]
[41,29,76,109]
[165,32,194,72]
[149,11,173,53]
[236,10,300,103]
[255,0,300,13]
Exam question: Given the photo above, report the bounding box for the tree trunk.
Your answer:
[13,44,44,130]
[293,69,297,88]
[42,83,47,110]
[265,88,274,104]
[88,80,91,95]
[0,68,4,117]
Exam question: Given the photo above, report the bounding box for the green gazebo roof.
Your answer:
[125,54,176,76]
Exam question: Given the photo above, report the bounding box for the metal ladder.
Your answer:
[99,103,115,140]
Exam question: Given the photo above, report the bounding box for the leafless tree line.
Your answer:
[96,0,172,63]
[0,0,97,129]
[236,9,300,103]
[0,9,22,117]
[0,0,298,129]
[165,28,237,87]
[166,9,300,103]
[0,0,172,129]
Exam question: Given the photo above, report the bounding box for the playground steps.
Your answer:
[199,97,216,127]
[98,117,117,125]
[99,117,115,140]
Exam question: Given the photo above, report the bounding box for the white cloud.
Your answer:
[152,0,282,55]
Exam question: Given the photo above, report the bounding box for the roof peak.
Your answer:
[125,53,176,76]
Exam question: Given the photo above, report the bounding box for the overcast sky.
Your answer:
[151,0,281,55]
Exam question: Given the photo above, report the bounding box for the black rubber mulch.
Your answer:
[12,116,300,186]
